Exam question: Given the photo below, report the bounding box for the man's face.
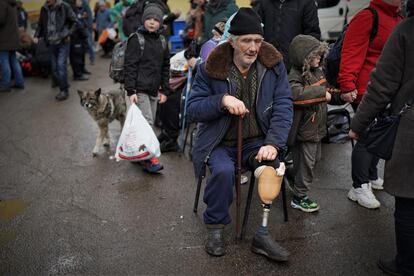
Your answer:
[46,0,56,6]
[229,34,263,69]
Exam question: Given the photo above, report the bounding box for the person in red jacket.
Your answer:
[338,0,403,209]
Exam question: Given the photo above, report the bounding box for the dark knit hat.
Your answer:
[228,8,263,36]
[142,4,164,24]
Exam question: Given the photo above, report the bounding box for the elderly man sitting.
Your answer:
[187,8,293,261]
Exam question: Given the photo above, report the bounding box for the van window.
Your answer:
[317,0,341,9]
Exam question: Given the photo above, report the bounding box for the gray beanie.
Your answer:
[142,4,164,25]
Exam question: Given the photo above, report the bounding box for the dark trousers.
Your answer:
[69,42,85,78]
[395,197,414,276]
[351,134,380,188]
[50,41,70,92]
[203,139,279,225]
[159,89,181,139]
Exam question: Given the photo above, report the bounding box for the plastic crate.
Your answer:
[172,20,186,36]
[169,35,184,54]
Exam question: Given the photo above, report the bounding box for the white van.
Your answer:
[317,0,370,41]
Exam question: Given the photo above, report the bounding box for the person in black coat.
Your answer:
[70,0,90,81]
[16,1,28,30]
[254,0,321,71]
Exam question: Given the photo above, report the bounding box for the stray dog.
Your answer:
[78,88,126,156]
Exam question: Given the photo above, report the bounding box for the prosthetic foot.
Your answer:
[250,161,289,261]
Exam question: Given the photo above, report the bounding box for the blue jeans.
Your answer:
[0,50,24,89]
[86,29,95,63]
[50,41,70,92]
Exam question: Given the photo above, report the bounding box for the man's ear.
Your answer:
[228,37,234,48]
[95,88,101,98]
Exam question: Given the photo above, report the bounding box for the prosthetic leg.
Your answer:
[250,158,290,261]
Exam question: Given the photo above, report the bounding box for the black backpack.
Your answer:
[325,7,379,88]
[109,32,167,83]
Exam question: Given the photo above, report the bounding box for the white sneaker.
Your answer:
[369,177,384,190]
[348,183,381,209]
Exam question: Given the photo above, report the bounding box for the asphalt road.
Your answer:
[0,57,393,275]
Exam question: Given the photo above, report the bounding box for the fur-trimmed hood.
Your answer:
[204,41,283,80]
[289,34,328,81]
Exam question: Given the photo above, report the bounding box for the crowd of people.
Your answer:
[1,0,413,274]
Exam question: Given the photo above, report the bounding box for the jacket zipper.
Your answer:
[256,68,267,133]
[203,78,233,164]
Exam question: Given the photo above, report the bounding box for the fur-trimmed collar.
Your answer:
[205,41,283,80]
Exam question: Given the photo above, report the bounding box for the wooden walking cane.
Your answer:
[236,116,243,239]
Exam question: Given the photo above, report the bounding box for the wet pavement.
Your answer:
[0,56,393,275]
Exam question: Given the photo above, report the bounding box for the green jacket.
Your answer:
[201,0,238,43]
[110,0,134,41]
[287,35,328,145]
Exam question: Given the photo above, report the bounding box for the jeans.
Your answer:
[0,50,24,89]
[50,41,70,92]
[395,197,414,275]
[86,29,95,63]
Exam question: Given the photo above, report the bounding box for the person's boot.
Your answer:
[205,227,225,257]
[251,232,289,262]
[378,259,401,276]
[157,131,169,144]
[160,139,179,153]
[55,90,69,101]
[74,74,89,81]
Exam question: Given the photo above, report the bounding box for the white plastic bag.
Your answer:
[115,105,160,162]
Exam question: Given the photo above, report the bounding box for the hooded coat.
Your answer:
[255,0,321,71]
[287,35,328,145]
[187,42,293,178]
[350,13,414,198]
[0,0,20,51]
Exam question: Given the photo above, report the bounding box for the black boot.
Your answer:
[157,131,169,144]
[205,227,225,257]
[55,90,69,101]
[160,139,179,153]
[378,259,400,276]
[251,233,289,262]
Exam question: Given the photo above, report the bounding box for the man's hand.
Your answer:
[33,37,39,44]
[129,94,138,104]
[222,95,249,116]
[158,93,167,104]
[64,36,70,43]
[256,145,278,162]
[349,129,359,140]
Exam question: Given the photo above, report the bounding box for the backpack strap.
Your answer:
[159,34,167,51]
[136,32,145,58]
[365,7,379,42]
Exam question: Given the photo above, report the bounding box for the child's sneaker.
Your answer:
[143,157,164,173]
[291,196,320,213]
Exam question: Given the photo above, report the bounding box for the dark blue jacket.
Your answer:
[188,42,293,178]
